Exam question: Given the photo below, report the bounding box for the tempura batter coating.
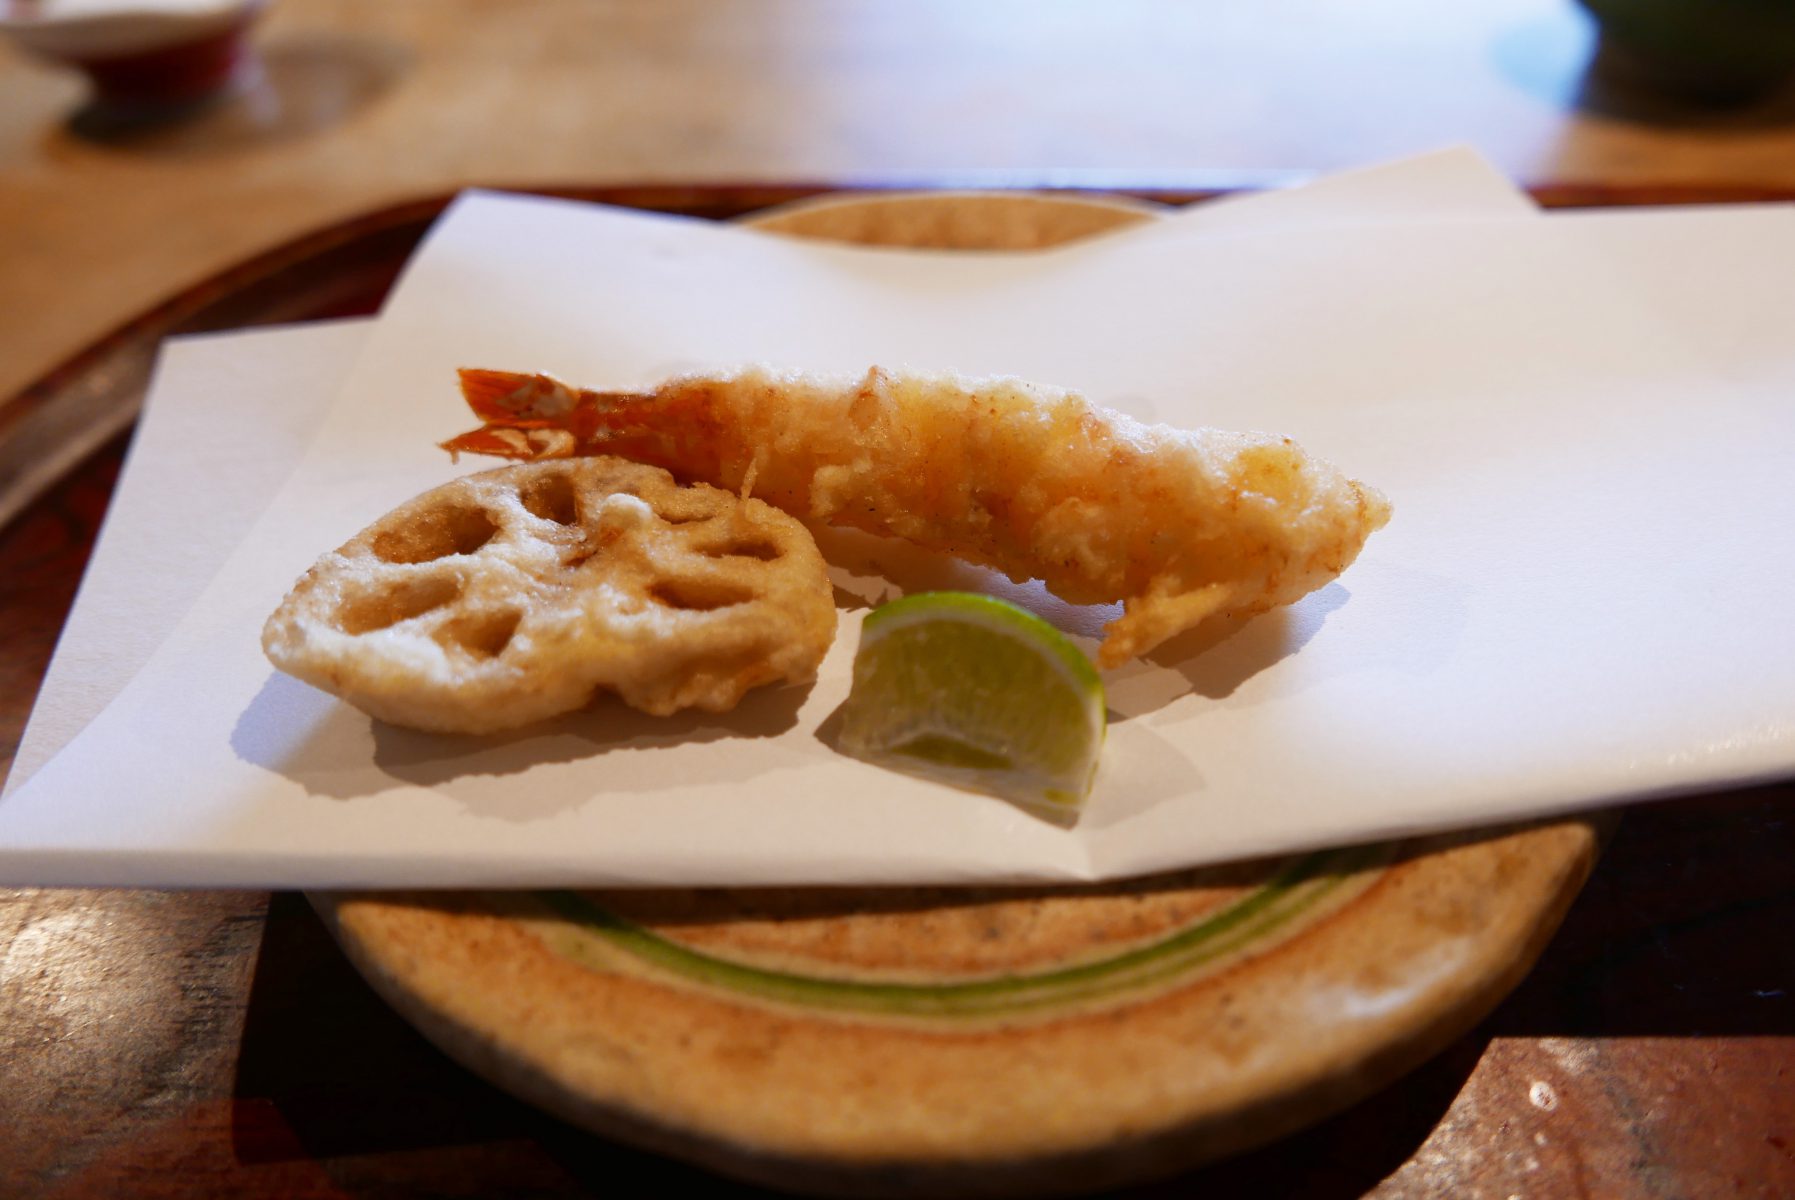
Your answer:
[444,367,1392,667]
[263,458,835,733]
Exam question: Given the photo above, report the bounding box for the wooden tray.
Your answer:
[274,193,1605,1197]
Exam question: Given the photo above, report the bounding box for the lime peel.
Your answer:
[836,592,1106,823]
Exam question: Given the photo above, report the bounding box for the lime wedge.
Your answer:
[836,592,1106,822]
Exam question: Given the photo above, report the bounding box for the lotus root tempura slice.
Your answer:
[261,458,837,733]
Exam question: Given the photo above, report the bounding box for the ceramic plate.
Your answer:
[313,194,1600,1198]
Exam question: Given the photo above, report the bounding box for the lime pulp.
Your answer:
[836,592,1106,822]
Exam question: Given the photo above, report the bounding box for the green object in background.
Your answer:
[837,592,1106,823]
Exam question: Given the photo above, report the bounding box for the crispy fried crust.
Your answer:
[261,459,836,733]
[447,367,1392,667]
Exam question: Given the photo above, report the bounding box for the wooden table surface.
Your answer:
[3,1,1794,1196]
[6,0,1795,408]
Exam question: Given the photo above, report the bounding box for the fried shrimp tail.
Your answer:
[443,366,1392,667]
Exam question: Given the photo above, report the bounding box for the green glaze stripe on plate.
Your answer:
[535,844,1387,1019]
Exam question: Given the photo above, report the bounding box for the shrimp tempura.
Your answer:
[443,367,1391,667]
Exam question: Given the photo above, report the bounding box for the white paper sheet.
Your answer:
[9,161,1791,889]
[1141,144,1537,236]
[7,148,1525,795]
[6,321,370,788]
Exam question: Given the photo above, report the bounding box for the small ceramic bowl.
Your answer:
[1,0,270,113]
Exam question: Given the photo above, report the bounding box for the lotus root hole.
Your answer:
[649,578,753,611]
[372,503,498,563]
[435,608,523,659]
[520,471,579,525]
[335,574,462,635]
[702,538,782,561]
[648,497,712,525]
